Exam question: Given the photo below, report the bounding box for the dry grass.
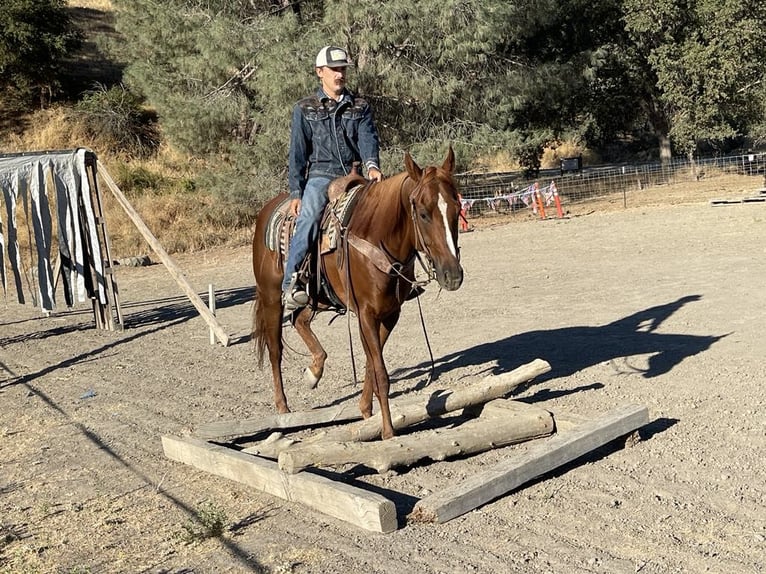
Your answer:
[2,107,94,152]
[471,139,602,172]
[540,139,602,168]
[471,150,521,172]
[0,107,253,259]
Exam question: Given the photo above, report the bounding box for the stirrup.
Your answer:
[283,272,309,310]
[283,288,309,309]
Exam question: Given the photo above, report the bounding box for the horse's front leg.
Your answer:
[358,312,396,439]
[293,307,327,389]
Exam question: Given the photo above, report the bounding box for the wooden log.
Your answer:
[193,403,364,440]
[278,401,554,474]
[409,403,649,524]
[97,164,230,346]
[317,358,551,443]
[162,435,397,533]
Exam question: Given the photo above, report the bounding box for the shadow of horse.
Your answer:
[393,294,724,389]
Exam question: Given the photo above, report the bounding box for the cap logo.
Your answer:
[329,48,347,62]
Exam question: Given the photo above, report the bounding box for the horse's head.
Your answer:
[405,146,464,291]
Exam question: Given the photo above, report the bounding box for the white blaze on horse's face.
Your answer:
[437,193,458,258]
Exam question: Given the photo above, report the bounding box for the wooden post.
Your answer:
[208,283,216,345]
[97,164,230,346]
[162,435,397,533]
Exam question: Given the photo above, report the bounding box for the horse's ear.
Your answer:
[405,151,423,182]
[441,145,455,174]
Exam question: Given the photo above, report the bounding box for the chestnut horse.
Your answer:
[251,147,464,439]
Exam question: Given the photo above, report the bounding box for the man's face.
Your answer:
[317,65,348,99]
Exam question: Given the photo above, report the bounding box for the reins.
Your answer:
[338,175,442,385]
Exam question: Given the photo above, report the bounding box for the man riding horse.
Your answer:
[282,45,384,313]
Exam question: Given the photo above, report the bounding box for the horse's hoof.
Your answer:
[303,367,320,389]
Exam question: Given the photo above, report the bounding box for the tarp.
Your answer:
[0,149,107,311]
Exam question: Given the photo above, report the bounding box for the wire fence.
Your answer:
[455,152,766,218]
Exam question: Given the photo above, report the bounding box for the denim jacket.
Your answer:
[288,87,381,199]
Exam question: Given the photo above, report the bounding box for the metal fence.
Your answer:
[455,152,766,217]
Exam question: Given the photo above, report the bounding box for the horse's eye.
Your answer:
[419,211,429,221]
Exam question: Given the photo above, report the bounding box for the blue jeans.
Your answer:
[281,176,333,292]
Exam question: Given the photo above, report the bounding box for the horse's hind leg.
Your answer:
[261,293,289,413]
[293,307,327,389]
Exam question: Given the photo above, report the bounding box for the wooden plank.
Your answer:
[409,403,649,524]
[278,401,554,474]
[194,403,364,440]
[162,435,397,533]
[97,164,230,346]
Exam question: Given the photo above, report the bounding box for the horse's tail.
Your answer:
[251,286,267,369]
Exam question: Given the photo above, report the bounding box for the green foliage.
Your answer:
[180,500,228,543]
[194,142,283,224]
[106,0,766,202]
[624,0,766,155]
[113,163,169,197]
[0,0,81,108]
[73,84,159,156]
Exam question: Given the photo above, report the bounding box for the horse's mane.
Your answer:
[349,171,410,238]
[348,162,459,243]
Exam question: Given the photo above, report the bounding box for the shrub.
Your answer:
[73,84,159,157]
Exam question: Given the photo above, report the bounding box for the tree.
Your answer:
[623,0,766,159]
[112,0,636,178]
[110,0,766,200]
[0,0,80,108]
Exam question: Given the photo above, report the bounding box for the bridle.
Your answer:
[407,171,462,283]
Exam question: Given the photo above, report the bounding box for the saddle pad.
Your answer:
[265,196,293,255]
[321,183,364,254]
[263,184,364,259]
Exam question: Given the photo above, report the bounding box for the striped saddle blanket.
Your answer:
[264,183,365,259]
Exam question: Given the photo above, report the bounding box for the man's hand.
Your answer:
[368,167,383,182]
[288,198,301,217]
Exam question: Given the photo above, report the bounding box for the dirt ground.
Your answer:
[2,177,765,573]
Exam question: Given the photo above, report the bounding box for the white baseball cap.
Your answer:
[315,46,354,68]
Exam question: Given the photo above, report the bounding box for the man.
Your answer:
[282,45,383,311]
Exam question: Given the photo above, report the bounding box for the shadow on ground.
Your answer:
[394,295,724,389]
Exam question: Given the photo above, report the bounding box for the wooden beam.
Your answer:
[317,358,551,443]
[409,403,649,524]
[278,400,554,474]
[194,403,364,440]
[97,164,230,346]
[162,435,397,533]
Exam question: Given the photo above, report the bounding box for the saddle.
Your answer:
[264,175,367,259]
[264,175,368,310]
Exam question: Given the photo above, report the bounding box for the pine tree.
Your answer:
[0,0,80,108]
